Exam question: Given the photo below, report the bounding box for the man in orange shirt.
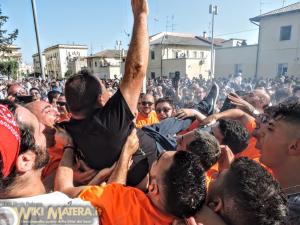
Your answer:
[26,101,97,190]
[55,129,207,225]
[136,93,159,127]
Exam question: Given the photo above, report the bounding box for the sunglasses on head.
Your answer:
[156,107,172,113]
[141,101,154,106]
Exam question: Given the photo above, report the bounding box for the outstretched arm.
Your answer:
[119,0,149,114]
[202,108,255,128]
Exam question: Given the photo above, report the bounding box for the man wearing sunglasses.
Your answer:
[136,93,159,128]
[155,97,175,121]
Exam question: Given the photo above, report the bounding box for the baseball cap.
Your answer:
[0,104,21,178]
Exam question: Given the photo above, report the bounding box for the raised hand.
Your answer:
[131,0,148,18]
[122,128,140,157]
[228,92,254,113]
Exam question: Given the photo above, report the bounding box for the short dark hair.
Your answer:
[163,151,206,218]
[65,70,101,116]
[221,157,288,225]
[268,101,300,125]
[47,91,60,103]
[219,119,249,154]
[29,87,40,93]
[187,131,221,171]
[155,97,174,109]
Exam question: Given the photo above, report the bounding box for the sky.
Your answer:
[1,0,299,63]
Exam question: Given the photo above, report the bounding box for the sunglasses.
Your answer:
[57,101,67,107]
[141,101,154,106]
[156,107,172,113]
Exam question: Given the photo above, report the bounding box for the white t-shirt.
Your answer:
[0,192,99,225]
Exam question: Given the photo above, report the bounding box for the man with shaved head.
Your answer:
[136,93,159,127]
[243,89,271,113]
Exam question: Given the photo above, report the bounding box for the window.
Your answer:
[200,52,204,59]
[95,61,98,67]
[277,63,288,76]
[151,50,155,60]
[280,26,292,41]
[151,72,156,79]
[234,64,242,75]
[193,51,198,58]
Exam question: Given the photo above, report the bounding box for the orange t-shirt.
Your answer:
[235,119,273,175]
[206,163,219,188]
[136,111,159,128]
[42,146,63,179]
[79,183,174,225]
[236,118,261,159]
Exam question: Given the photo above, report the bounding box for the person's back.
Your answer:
[63,1,154,186]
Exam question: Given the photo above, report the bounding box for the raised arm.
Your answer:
[119,0,149,114]
[202,108,255,128]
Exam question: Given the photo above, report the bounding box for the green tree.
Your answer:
[0,60,19,79]
[0,6,18,53]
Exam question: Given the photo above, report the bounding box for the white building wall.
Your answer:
[215,45,258,78]
[44,45,87,78]
[257,13,300,77]
[32,54,46,74]
[147,44,211,79]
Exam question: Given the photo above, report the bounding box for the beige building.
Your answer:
[147,32,212,79]
[19,63,34,76]
[43,44,88,79]
[67,56,88,76]
[251,2,300,78]
[215,45,258,78]
[32,53,46,75]
[0,45,22,63]
[215,2,300,78]
[87,49,126,79]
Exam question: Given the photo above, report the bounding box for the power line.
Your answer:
[215,28,259,37]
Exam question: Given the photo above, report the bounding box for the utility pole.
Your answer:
[209,4,218,79]
[31,0,45,80]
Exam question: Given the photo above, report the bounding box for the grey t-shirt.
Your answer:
[287,193,300,225]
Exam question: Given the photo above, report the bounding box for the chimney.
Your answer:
[203,31,207,39]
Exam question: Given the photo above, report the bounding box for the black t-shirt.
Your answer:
[62,89,157,185]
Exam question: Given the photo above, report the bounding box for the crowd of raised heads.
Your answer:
[0,0,299,225]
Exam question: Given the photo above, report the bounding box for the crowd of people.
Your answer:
[0,0,300,224]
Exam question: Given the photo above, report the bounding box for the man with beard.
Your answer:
[26,101,98,191]
[0,101,99,224]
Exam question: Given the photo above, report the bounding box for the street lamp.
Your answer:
[209,4,218,79]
